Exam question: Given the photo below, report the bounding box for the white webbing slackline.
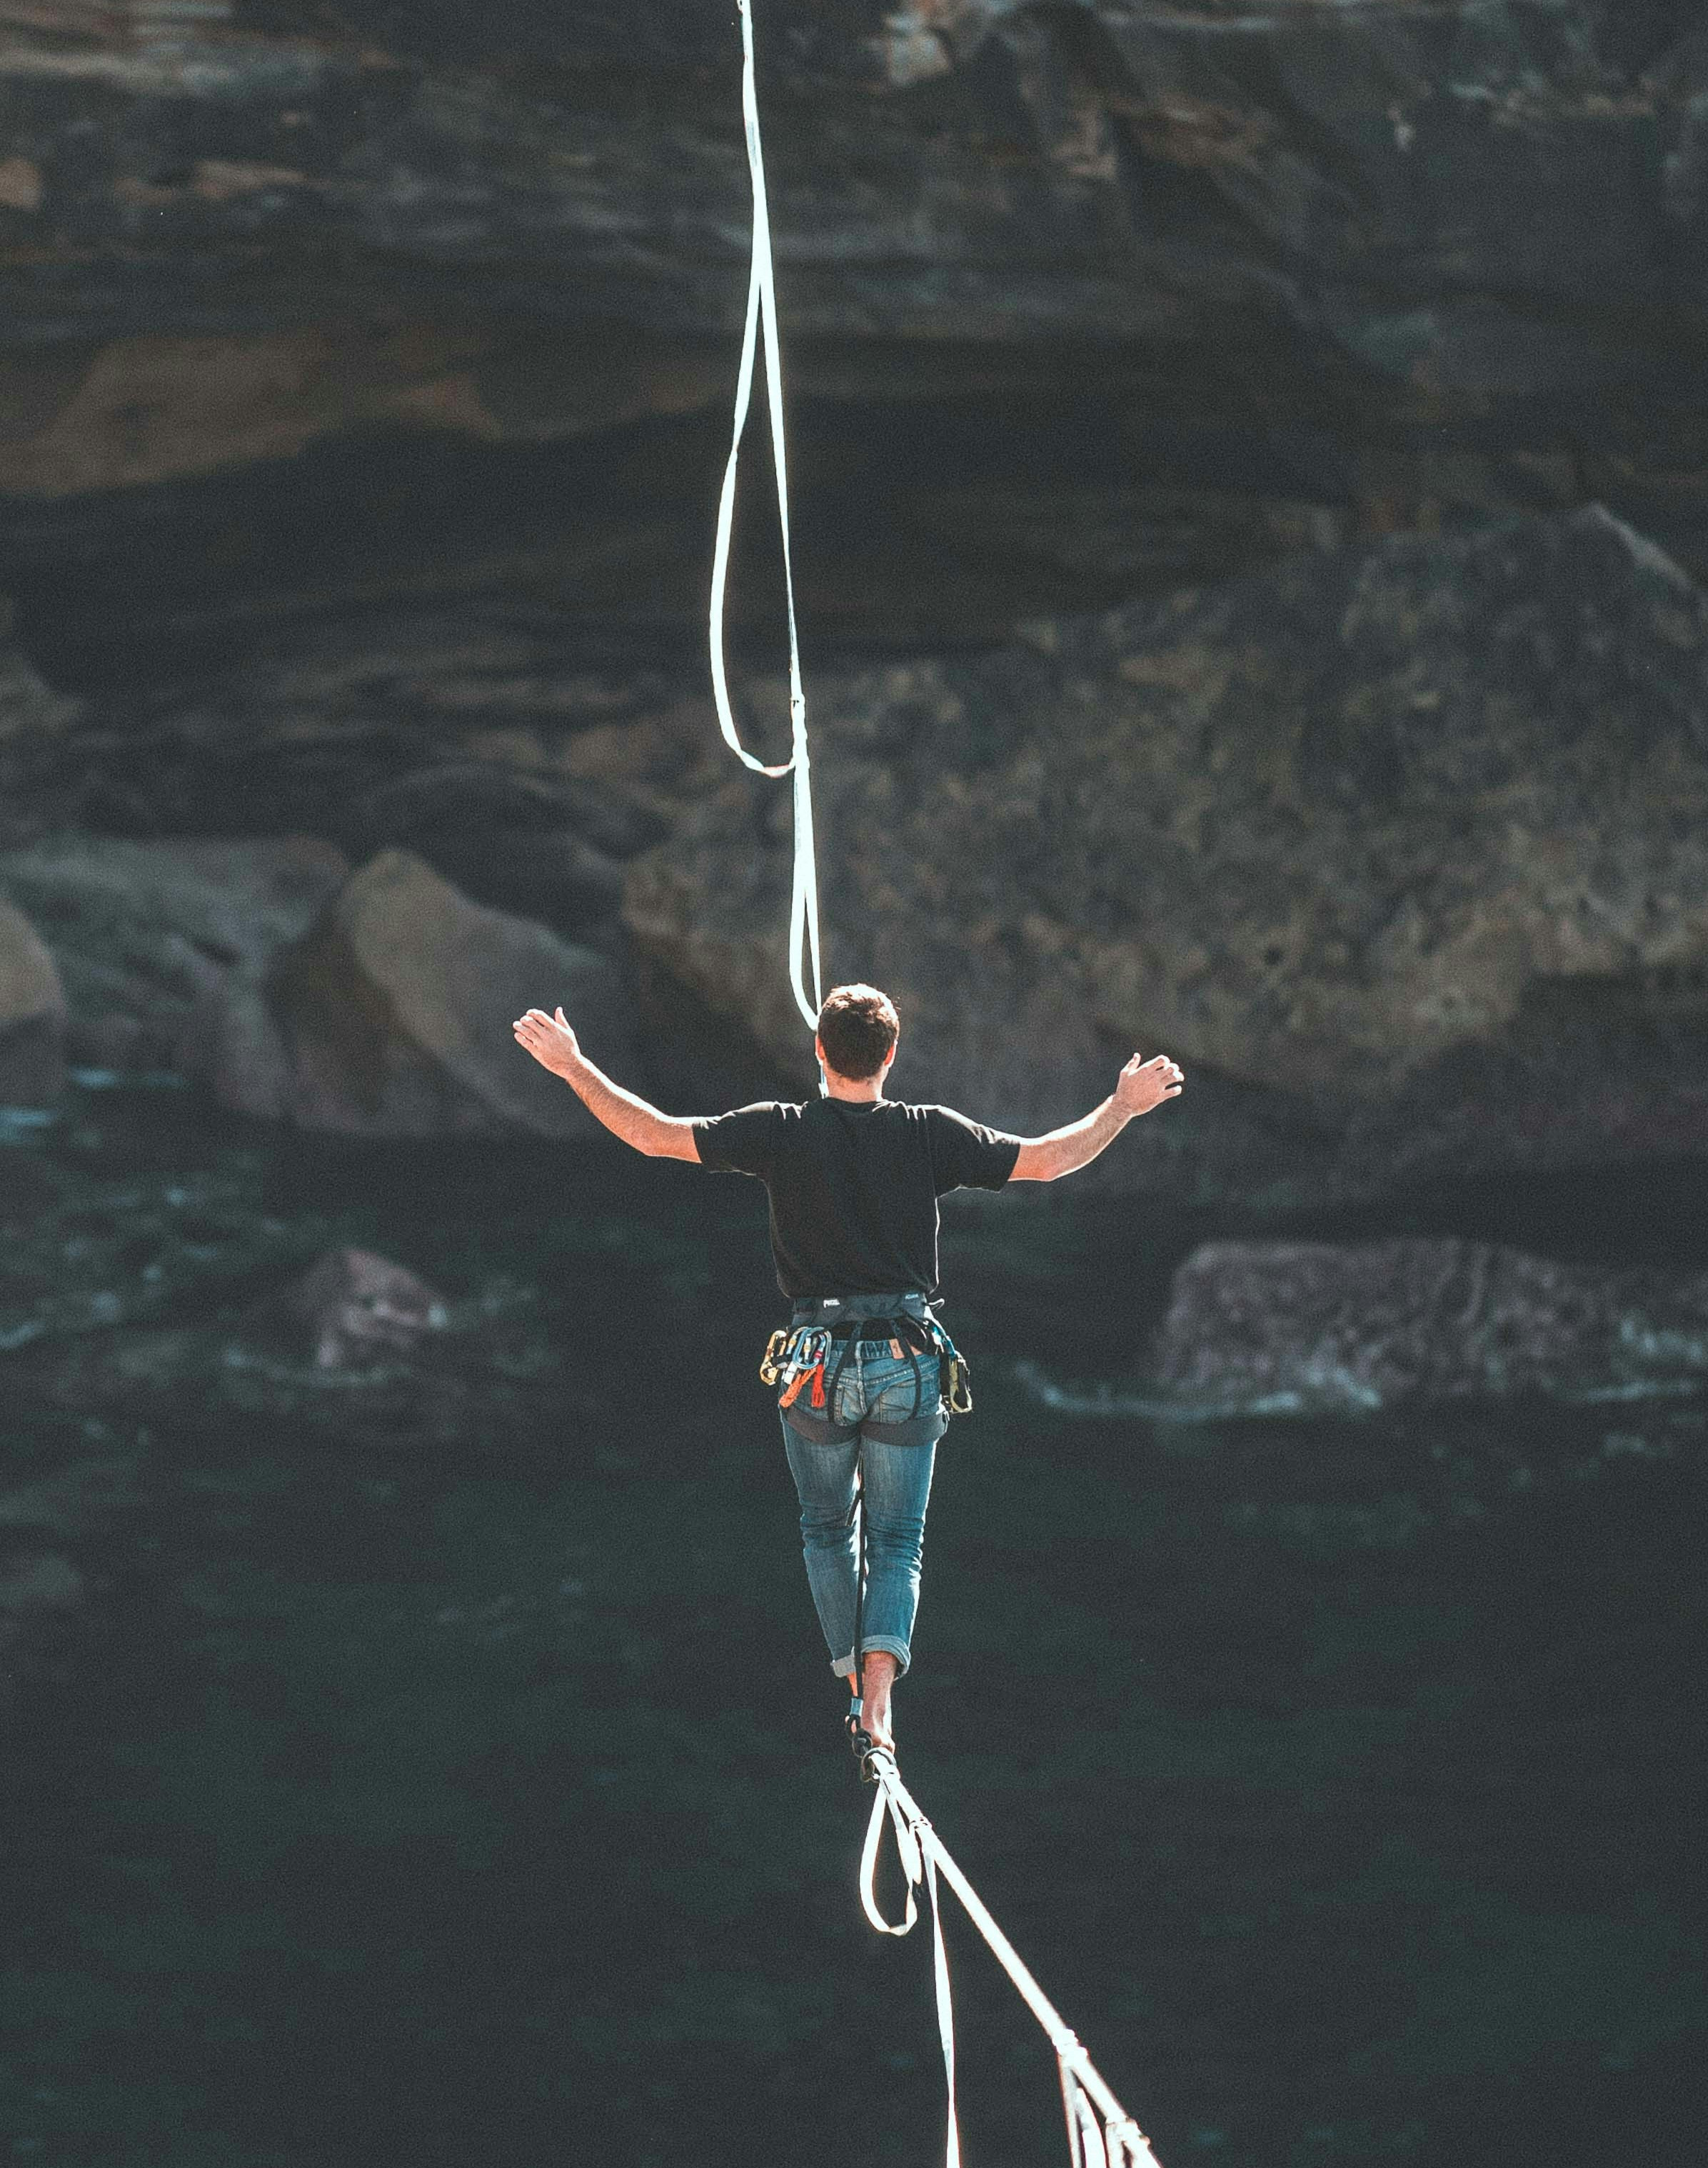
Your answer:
[861,1747,1165,2168]
[710,0,823,1031]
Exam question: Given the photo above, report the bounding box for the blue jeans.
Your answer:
[780,1335,945,1678]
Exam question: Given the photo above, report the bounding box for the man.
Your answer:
[513,985,1183,1755]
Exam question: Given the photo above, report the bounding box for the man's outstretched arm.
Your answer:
[513,1007,700,1161]
[1010,1052,1183,1182]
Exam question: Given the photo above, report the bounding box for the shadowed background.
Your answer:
[2,5,1705,2164]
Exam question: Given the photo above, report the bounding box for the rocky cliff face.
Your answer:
[4,2,1708,669]
[630,507,1708,1200]
[5,1,1708,1203]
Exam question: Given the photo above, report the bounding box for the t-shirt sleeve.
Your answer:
[693,1102,782,1178]
[925,1105,1022,1194]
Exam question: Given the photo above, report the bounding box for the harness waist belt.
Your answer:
[813,1315,934,1345]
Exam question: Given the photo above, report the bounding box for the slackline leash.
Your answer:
[859,1746,1164,2168]
[710,0,823,1032]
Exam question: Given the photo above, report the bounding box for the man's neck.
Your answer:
[822,1072,886,1104]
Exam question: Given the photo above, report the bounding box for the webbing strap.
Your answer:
[860,1778,960,2167]
[860,1752,1164,2168]
[710,0,823,1030]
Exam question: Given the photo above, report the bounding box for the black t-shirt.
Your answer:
[693,1097,1021,1298]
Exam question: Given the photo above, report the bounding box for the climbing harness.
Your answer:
[763,1310,968,1446]
[860,1743,1163,2168]
[710,0,823,1032]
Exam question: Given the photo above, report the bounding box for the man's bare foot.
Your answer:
[849,1650,899,1750]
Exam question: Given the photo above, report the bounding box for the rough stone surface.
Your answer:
[218,847,636,1137]
[246,1247,448,1372]
[0,833,349,1073]
[628,508,1708,1199]
[4,5,1708,659]
[0,896,66,1104]
[1152,1237,1708,1415]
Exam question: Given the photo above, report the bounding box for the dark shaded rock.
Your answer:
[0,1140,56,1228]
[0,833,348,1074]
[0,897,66,1104]
[2,4,1708,666]
[0,1459,141,1540]
[209,846,635,1135]
[416,827,626,935]
[0,598,79,745]
[11,613,715,865]
[245,1246,448,1371]
[0,1547,88,1712]
[327,760,658,936]
[628,508,1708,1202]
[337,761,670,868]
[1152,1237,1708,1415]
[0,1455,130,1715]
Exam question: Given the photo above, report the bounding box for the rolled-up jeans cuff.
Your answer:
[834,1634,910,1679]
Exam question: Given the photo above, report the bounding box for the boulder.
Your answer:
[214,848,636,1137]
[0,898,66,1104]
[245,1248,448,1371]
[1152,1238,1708,1416]
[0,834,349,1074]
[628,509,1708,1202]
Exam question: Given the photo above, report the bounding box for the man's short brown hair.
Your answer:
[816,983,899,1080]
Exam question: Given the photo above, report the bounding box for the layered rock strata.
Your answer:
[4,4,1708,658]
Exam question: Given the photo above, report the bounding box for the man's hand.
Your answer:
[1012,1051,1185,1181]
[1114,1051,1185,1118]
[513,1006,581,1078]
[511,1006,700,1160]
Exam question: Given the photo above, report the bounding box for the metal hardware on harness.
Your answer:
[763,1310,971,1428]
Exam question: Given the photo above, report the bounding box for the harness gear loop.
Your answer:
[710,0,822,1030]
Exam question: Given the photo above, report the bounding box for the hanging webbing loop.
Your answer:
[859,1751,1165,2168]
[710,0,823,1030]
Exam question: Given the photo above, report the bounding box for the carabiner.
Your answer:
[760,1327,791,1385]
